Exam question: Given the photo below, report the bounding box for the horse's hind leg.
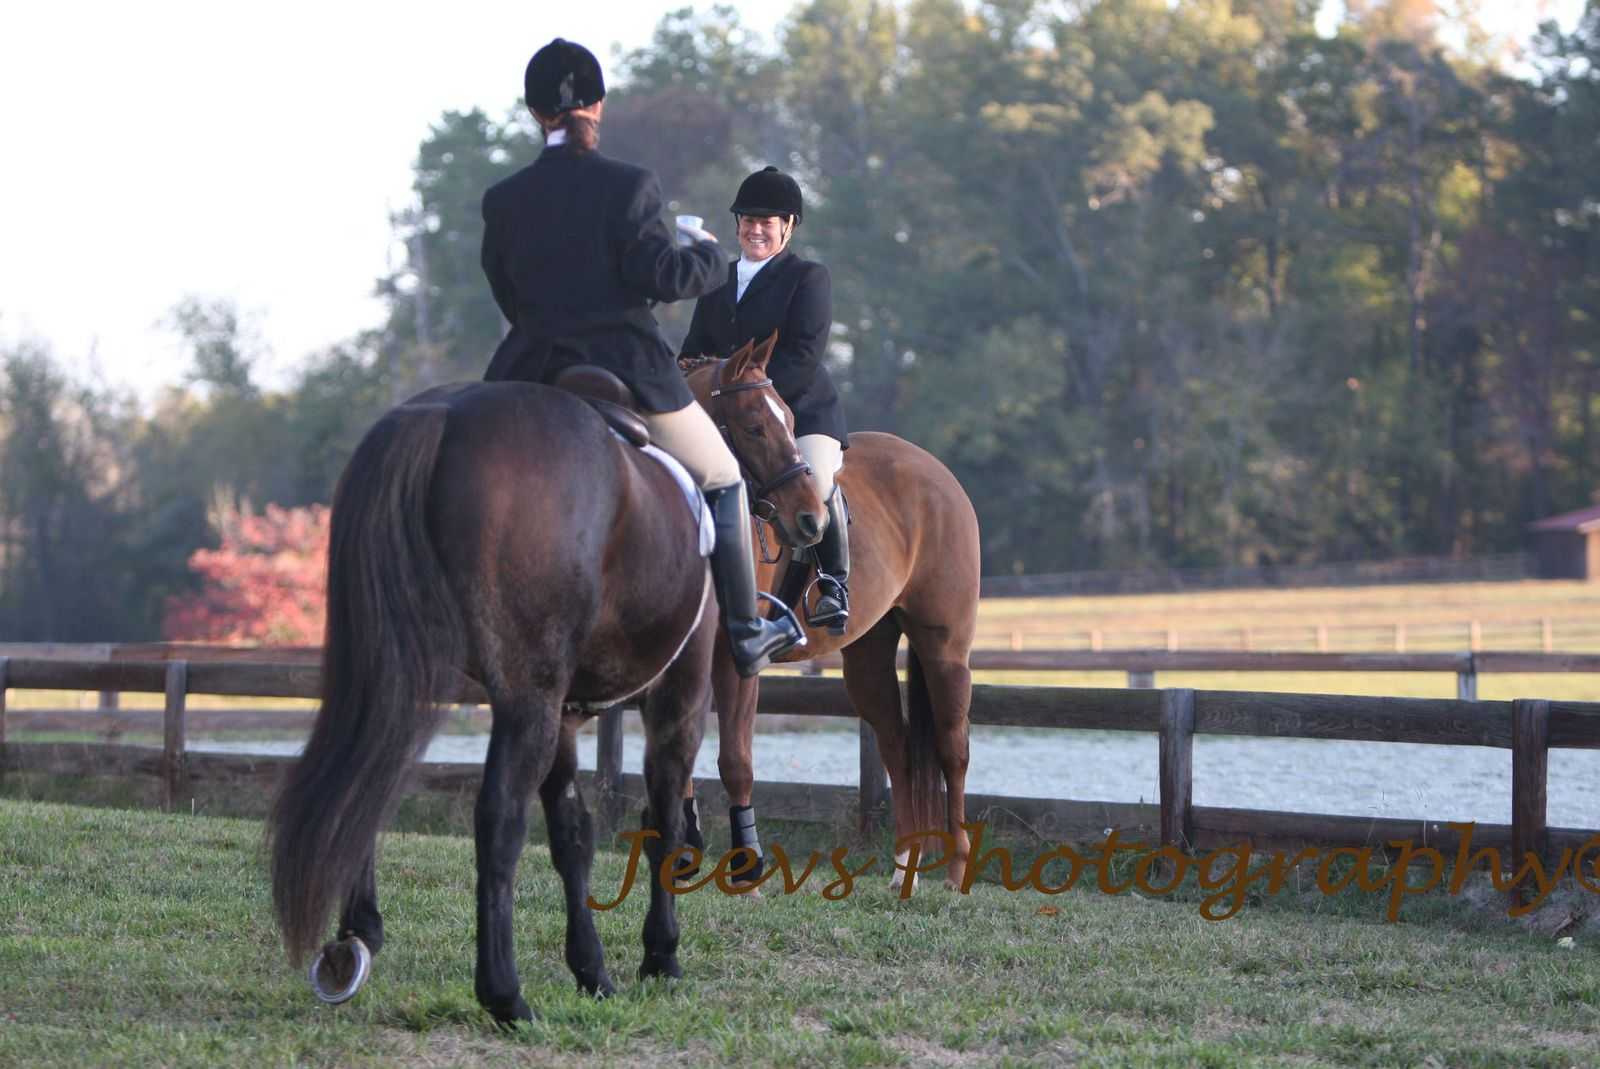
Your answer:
[838,614,918,892]
[638,615,715,980]
[539,713,614,998]
[903,631,974,890]
[307,854,381,1004]
[474,692,561,1025]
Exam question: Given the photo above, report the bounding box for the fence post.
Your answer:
[1456,655,1478,702]
[595,705,625,834]
[1165,629,1178,652]
[1541,619,1553,654]
[1394,624,1406,653]
[0,657,9,781]
[1315,625,1328,652]
[1469,620,1482,652]
[1510,699,1550,906]
[1090,629,1103,652]
[1159,689,1195,856]
[1127,670,1155,689]
[162,661,189,811]
[859,720,889,833]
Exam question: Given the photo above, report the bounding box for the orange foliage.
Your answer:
[163,503,330,645]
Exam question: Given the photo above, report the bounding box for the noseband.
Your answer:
[708,363,812,526]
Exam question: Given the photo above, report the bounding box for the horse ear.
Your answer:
[726,338,755,378]
[749,330,779,373]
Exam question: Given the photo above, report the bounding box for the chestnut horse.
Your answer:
[268,339,822,1026]
[682,359,981,891]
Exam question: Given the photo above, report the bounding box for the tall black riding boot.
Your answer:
[806,487,850,635]
[706,483,805,677]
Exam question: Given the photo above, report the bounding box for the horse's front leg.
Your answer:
[474,700,559,1025]
[640,620,715,980]
[539,714,614,998]
[711,646,765,888]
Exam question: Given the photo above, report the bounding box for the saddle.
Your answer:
[550,365,649,447]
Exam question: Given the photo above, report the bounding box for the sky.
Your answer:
[0,0,1585,403]
[0,1,796,400]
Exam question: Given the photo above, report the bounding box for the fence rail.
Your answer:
[979,552,1535,597]
[5,650,1600,893]
[969,615,1600,655]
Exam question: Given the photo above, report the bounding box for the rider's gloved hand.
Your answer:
[675,214,717,247]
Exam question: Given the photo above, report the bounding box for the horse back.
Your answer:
[423,382,709,703]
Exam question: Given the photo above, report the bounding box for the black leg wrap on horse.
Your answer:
[680,797,705,881]
[806,487,850,635]
[729,804,764,885]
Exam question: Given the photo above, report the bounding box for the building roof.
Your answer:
[1528,503,1600,533]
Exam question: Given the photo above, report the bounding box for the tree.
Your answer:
[162,501,330,645]
[0,344,149,639]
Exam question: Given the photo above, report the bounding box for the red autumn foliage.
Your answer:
[163,503,330,645]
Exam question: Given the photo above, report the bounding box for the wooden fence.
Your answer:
[5,648,1600,886]
[970,615,1600,655]
[979,552,1534,597]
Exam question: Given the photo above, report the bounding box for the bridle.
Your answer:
[708,359,812,539]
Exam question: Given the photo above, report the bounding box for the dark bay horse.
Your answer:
[269,340,822,1026]
[682,361,982,892]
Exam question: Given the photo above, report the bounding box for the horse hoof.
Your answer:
[488,998,534,1029]
[638,956,683,982]
[308,936,372,1005]
[581,971,617,1000]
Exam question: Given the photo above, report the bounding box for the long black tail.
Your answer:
[902,642,947,841]
[269,403,466,965]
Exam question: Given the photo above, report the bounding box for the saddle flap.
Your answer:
[551,365,649,447]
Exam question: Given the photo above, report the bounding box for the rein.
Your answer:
[709,362,812,532]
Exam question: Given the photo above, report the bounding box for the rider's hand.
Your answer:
[675,220,717,246]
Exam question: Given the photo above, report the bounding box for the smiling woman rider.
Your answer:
[679,166,852,635]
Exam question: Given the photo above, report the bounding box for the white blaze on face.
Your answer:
[761,391,789,429]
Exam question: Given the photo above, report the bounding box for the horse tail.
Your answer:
[270,403,466,965]
[901,643,948,844]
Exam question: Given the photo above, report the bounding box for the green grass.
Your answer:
[4,800,1600,1067]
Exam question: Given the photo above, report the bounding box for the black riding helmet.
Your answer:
[730,166,803,224]
[524,38,605,117]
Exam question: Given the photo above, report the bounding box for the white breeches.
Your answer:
[798,433,843,503]
[642,404,741,490]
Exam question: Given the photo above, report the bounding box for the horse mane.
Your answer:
[677,354,720,372]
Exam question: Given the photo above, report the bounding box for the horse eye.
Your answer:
[745,424,766,438]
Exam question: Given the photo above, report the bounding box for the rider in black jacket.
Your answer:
[680,167,851,634]
[480,39,804,676]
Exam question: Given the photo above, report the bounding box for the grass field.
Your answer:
[974,579,1600,653]
[4,800,1600,1067]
